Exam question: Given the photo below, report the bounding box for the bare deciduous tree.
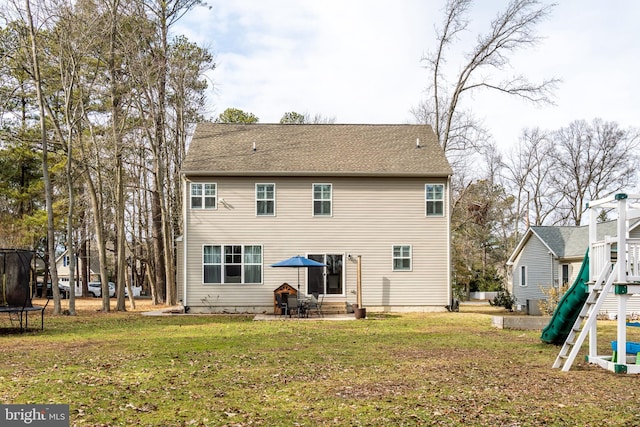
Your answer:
[22,0,65,313]
[501,128,559,234]
[550,119,640,225]
[416,0,559,156]
[136,0,203,306]
[280,111,337,124]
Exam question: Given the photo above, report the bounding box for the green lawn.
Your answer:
[1,303,640,426]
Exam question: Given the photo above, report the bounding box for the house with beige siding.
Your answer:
[177,123,453,313]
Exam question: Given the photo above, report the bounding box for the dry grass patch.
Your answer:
[1,304,640,426]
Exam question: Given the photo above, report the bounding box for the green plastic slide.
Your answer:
[541,251,590,344]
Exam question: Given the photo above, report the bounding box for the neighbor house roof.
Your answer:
[507,221,619,265]
[182,123,452,177]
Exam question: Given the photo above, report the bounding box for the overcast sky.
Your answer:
[174,1,639,152]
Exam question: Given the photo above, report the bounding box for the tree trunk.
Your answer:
[80,221,89,296]
[106,0,127,311]
[25,0,62,314]
[82,169,110,312]
[151,189,166,303]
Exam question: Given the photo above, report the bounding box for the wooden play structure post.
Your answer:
[353,255,366,319]
[356,255,362,308]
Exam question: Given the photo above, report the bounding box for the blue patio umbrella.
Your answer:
[271,255,326,293]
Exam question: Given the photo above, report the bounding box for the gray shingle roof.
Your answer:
[182,123,452,177]
[531,221,618,258]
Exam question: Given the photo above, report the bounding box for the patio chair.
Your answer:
[275,293,288,316]
[286,294,299,318]
[309,293,323,317]
[307,293,322,317]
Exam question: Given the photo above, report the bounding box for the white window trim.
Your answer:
[190,183,217,210]
[255,183,276,216]
[203,244,221,284]
[392,244,412,271]
[307,252,346,297]
[202,244,263,285]
[519,265,528,287]
[312,183,333,217]
[561,263,570,285]
[425,183,445,217]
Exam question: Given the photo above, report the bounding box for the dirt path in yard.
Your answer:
[32,296,160,314]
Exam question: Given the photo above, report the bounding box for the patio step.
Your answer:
[320,302,348,315]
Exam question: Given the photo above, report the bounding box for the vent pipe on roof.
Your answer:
[252,141,256,152]
[416,138,421,148]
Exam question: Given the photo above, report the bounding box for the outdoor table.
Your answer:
[297,297,310,318]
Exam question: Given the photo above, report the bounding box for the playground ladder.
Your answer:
[553,264,616,371]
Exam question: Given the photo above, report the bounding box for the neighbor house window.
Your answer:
[256,183,275,216]
[425,184,444,216]
[63,255,78,267]
[191,183,216,209]
[393,245,412,271]
[561,264,569,286]
[520,265,527,287]
[313,183,332,216]
[203,245,262,284]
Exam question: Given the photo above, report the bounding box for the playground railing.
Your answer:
[590,239,612,281]
[627,238,640,282]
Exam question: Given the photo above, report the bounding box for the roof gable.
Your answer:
[55,249,100,274]
[508,220,619,264]
[182,123,452,177]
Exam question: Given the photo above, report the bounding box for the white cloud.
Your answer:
[175,0,640,151]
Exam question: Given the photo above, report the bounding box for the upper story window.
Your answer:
[425,184,444,216]
[191,183,216,209]
[256,183,275,216]
[393,245,412,271]
[313,183,332,216]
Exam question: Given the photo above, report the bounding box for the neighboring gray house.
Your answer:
[508,221,640,315]
[177,123,453,313]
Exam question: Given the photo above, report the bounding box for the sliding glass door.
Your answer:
[307,254,344,295]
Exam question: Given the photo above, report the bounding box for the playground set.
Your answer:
[541,193,640,374]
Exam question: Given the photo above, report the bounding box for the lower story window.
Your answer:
[393,245,411,271]
[561,264,569,285]
[520,265,527,286]
[203,244,262,284]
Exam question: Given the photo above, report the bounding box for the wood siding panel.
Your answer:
[183,176,450,311]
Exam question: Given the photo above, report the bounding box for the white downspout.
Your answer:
[182,176,189,309]
[447,175,452,306]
